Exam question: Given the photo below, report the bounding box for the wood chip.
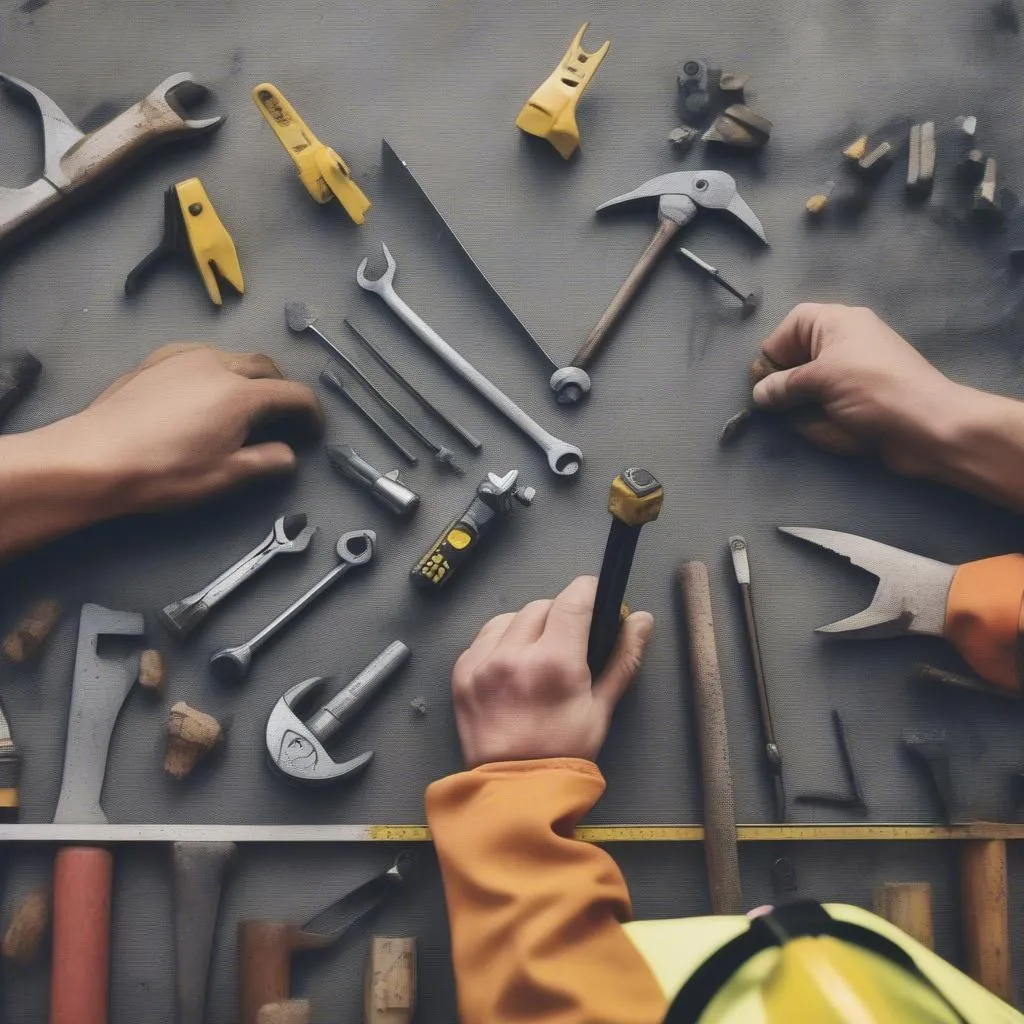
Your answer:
[138,650,166,695]
[2,888,49,966]
[2,599,60,663]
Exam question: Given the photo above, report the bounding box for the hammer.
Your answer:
[587,469,663,676]
[550,170,767,405]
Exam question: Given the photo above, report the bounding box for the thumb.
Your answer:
[223,441,298,484]
[592,611,654,715]
[751,363,819,410]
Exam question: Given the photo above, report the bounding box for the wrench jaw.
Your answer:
[545,440,583,477]
[336,529,377,565]
[272,514,317,552]
[266,680,375,785]
[208,645,252,684]
[156,72,225,134]
[355,242,397,294]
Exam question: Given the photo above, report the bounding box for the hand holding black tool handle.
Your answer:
[587,469,663,676]
[0,352,41,429]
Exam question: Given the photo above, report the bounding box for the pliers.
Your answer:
[125,178,244,306]
[781,526,1024,694]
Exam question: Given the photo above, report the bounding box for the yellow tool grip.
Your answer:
[175,178,244,306]
[944,553,1024,693]
[251,82,371,223]
[515,22,610,159]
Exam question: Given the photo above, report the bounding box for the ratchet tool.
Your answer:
[411,471,535,589]
[125,178,243,306]
[252,82,370,224]
[0,72,223,248]
[587,469,663,676]
[781,526,1024,693]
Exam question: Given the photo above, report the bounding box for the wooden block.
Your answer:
[2,887,50,965]
[873,882,933,949]
[2,599,60,663]
[365,937,417,1024]
[960,839,1011,1001]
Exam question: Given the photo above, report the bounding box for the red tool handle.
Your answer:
[50,846,112,1024]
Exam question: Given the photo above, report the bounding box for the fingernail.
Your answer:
[751,379,770,406]
[633,612,654,641]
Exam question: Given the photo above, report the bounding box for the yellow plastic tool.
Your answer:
[252,82,371,224]
[176,178,244,306]
[515,23,610,159]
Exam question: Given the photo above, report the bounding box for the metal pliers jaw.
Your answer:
[265,677,374,785]
[597,169,768,241]
[125,178,244,306]
[779,526,955,638]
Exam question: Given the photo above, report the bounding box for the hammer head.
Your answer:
[265,677,374,785]
[597,170,767,243]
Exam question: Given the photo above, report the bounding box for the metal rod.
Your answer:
[319,370,418,465]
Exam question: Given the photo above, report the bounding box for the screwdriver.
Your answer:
[587,469,663,676]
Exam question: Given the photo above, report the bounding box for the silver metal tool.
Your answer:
[552,169,768,406]
[287,302,463,474]
[343,317,482,451]
[779,526,954,638]
[209,530,376,682]
[677,248,763,316]
[265,641,411,784]
[381,138,558,373]
[0,695,21,822]
[0,73,223,246]
[55,604,146,824]
[159,514,317,639]
[356,244,583,477]
[729,536,785,821]
[171,841,236,1024]
[326,445,420,517]
[319,369,419,466]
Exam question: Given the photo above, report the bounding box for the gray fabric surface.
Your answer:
[2,0,1024,1018]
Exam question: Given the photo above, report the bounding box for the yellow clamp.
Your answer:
[175,178,244,306]
[515,23,610,160]
[252,82,371,224]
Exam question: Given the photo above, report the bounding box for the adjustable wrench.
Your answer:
[0,72,223,247]
[159,514,317,639]
[356,244,583,477]
[209,530,376,682]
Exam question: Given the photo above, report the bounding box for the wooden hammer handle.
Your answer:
[50,846,112,1024]
[960,839,1012,1001]
[677,561,742,914]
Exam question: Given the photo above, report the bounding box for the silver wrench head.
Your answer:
[336,528,377,566]
[208,643,252,683]
[152,72,225,133]
[543,439,583,476]
[272,513,317,552]
[265,676,374,785]
[356,242,397,294]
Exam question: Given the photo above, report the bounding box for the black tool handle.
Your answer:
[0,351,41,429]
[587,520,638,676]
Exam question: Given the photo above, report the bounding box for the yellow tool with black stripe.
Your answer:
[125,178,244,307]
[515,22,610,159]
[411,470,535,590]
[252,82,371,224]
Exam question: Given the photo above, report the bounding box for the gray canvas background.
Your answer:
[2,0,1024,1018]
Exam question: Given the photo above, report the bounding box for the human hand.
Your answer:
[751,303,963,475]
[48,344,323,515]
[451,576,654,768]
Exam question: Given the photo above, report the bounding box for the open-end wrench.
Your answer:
[356,244,583,478]
[209,530,376,683]
[160,514,317,639]
[0,72,223,247]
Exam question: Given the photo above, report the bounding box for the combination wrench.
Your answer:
[209,530,376,682]
[356,244,583,477]
[159,514,317,639]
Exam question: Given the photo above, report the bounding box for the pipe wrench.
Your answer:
[0,72,223,248]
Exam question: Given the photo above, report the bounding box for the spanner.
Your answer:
[159,514,317,639]
[0,72,224,247]
[209,530,376,682]
[356,244,583,477]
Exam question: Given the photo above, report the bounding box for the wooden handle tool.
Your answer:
[677,561,742,913]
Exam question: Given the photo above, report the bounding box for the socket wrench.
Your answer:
[356,243,583,477]
[160,514,317,639]
[209,530,376,682]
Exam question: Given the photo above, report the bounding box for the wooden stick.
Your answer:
[960,839,1011,1000]
[677,561,742,913]
[873,882,933,949]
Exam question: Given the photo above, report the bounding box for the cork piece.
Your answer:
[2,888,50,966]
[843,134,869,161]
[2,599,61,663]
[138,650,166,695]
[365,937,417,1024]
[257,1000,311,1024]
[164,702,224,779]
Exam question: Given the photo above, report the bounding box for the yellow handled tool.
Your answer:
[252,82,370,224]
[515,23,610,159]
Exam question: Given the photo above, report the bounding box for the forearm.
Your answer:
[0,418,122,562]
[426,759,664,1024]
[916,384,1024,513]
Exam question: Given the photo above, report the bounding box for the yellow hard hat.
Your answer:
[663,902,967,1024]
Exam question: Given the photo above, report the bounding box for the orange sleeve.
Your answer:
[425,758,666,1024]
